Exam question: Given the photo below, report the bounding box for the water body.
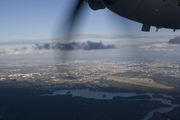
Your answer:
[44,89,137,99]
[142,104,179,120]
[43,89,180,120]
[141,93,179,120]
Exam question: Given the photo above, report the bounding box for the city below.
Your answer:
[0,59,180,92]
[1,58,180,120]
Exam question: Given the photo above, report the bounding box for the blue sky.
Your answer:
[1,0,180,60]
[0,0,63,40]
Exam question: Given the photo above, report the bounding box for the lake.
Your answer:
[42,89,180,120]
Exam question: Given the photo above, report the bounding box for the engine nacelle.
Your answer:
[102,0,143,18]
[88,1,105,11]
[101,0,180,30]
[102,0,119,6]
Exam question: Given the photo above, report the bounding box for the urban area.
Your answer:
[0,59,180,91]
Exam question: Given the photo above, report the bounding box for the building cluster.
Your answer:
[0,59,180,85]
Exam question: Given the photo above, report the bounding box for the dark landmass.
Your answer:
[152,94,174,100]
[103,81,121,84]
[1,78,180,96]
[152,94,173,101]
[110,71,146,78]
[66,91,71,95]
[62,76,77,80]
[150,74,180,88]
[152,94,165,98]
[1,79,179,96]
[148,112,169,120]
[0,88,169,120]
[97,79,175,94]
[172,97,180,104]
[149,107,180,120]
[102,94,106,97]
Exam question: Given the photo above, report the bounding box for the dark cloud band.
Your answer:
[14,47,27,52]
[168,37,180,44]
[33,41,116,51]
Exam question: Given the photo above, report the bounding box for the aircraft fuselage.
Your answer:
[100,0,180,31]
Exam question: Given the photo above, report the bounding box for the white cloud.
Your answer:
[14,51,20,55]
[139,45,151,49]
[152,43,178,48]
[39,51,43,53]
[152,43,168,48]
[8,51,30,55]
[8,52,14,55]
[153,48,174,51]
[139,43,178,52]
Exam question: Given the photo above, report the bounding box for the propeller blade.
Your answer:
[54,0,87,61]
[67,0,86,34]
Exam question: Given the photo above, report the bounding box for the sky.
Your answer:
[1,0,180,60]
